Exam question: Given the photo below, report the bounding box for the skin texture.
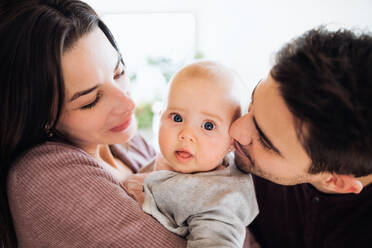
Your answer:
[56,28,137,179]
[158,63,240,173]
[230,74,315,185]
[229,74,367,194]
[57,28,137,156]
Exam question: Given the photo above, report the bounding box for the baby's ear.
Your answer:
[322,174,363,194]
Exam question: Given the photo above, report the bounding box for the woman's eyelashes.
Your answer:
[114,64,125,80]
[80,63,126,110]
[81,92,102,110]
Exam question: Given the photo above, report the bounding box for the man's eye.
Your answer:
[258,136,272,151]
[203,121,215,131]
[171,113,183,122]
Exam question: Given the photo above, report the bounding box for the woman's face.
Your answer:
[57,28,136,154]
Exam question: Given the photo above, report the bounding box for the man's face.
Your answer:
[230,74,323,185]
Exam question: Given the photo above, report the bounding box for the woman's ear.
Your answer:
[322,174,363,194]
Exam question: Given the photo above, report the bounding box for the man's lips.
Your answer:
[233,140,245,156]
[110,117,132,132]
[233,140,254,166]
[175,150,193,163]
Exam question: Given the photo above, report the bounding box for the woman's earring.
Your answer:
[227,147,233,153]
[44,124,53,137]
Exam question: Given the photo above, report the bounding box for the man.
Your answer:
[229,27,372,247]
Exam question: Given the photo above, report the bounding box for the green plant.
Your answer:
[135,103,154,129]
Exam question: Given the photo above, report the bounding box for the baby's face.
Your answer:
[158,75,240,173]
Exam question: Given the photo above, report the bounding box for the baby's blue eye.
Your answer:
[203,121,215,131]
[172,114,183,122]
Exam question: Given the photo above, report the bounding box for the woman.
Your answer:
[0,0,185,247]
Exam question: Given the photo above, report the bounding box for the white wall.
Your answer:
[85,0,372,91]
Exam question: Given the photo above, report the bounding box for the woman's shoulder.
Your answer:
[8,141,101,187]
[12,141,94,169]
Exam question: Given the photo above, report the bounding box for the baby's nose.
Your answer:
[178,128,195,143]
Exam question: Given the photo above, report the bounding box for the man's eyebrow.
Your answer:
[69,85,99,102]
[251,79,262,103]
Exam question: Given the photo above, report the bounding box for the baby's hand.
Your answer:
[122,173,148,206]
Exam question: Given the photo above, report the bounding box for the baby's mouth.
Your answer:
[175,150,193,162]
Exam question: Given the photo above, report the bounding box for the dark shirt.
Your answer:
[250,175,372,248]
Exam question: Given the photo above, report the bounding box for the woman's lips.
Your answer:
[175,150,193,163]
[110,117,132,132]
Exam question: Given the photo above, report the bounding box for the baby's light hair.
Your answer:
[164,60,248,121]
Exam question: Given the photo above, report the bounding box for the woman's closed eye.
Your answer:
[81,92,102,110]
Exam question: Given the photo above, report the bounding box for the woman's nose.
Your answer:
[178,128,195,143]
[112,86,135,115]
[229,114,253,145]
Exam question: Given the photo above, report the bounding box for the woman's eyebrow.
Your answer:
[114,53,122,72]
[69,54,122,103]
[69,85,99,102]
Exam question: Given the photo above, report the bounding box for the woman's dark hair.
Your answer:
[271,27,372,177]
[0,0,122,246]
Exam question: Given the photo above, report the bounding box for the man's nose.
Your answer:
[229,114,253,145]
[178,127,195,143]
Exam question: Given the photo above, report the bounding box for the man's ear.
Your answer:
[322,174,363,194]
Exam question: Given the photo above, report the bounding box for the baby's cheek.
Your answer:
[198,144,227,166]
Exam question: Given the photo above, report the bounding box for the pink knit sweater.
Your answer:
[7,135,185,247]
[7,134,258,247]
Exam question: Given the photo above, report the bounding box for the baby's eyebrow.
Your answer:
[201,111,223,123]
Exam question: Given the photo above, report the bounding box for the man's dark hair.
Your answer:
[271,27,372,177]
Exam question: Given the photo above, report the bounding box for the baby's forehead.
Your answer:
[175,62,234,83]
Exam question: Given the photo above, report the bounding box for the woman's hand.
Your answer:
[122,173,149,206]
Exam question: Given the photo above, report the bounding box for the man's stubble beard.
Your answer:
[234,143,312,186]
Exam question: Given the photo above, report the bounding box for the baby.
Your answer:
[141,61,258,247]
